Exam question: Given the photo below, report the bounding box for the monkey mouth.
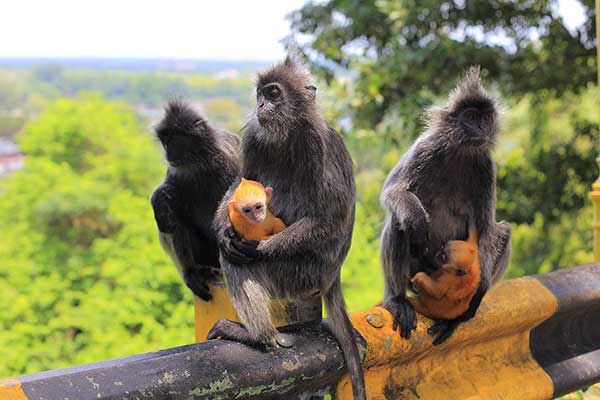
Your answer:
[466,136,487,146]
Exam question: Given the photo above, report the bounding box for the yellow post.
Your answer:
[194,280,322,342]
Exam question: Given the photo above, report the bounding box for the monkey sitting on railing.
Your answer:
[410,223,481,321]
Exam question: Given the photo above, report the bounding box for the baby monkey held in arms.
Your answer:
[228,178,286,241]
[410,223,480,320]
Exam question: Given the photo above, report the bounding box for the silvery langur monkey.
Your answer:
[208,57,366,400]
[380,67,511,345]
[151,100,241,300]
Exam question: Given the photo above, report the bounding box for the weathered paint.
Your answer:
[194,283,322,343]
[0,378,27,400]
[336,277,558,399]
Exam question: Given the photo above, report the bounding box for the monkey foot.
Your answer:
[428,319,460,345]
[207,319,274,349]
[384,296,417,339]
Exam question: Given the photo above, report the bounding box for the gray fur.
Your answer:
[150,100,241,300]
[210,57,366,400]
[380,67,512,343]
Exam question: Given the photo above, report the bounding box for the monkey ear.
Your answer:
[264,187,273,203]
[228,200,236,210]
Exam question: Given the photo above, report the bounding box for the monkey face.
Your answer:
[156,104,213,167]
[435,240,476,272]
[255,82,287,125]
[455,106,496,148]
[238,200,267,224]
[159,133,199,166]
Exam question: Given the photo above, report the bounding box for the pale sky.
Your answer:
[0,0,307,60]
[0,0,589,60]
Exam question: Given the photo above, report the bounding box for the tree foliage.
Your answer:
[287,0,596,130]
[0,96,194,377]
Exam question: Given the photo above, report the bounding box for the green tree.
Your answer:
[288,0,595,131]
[0,96,194,377]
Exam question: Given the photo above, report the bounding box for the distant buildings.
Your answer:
[0,139,24,176]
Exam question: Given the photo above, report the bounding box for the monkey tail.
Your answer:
[323,276,366,400]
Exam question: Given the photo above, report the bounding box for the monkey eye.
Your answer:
[255,204,262,210]
[243,208,251,214]
[440,252,448,263]
[264,85,281,101]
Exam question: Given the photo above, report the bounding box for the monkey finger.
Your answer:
[427,320,449,336]
[432,320,459,346]
[225,226,238,239]
[220,239,253,264]
[231,238,259,258]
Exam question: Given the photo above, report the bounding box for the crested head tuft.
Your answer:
[234,178,267,202]
[156,99,206,137]
[446,66,495,113]
[257,55,313,93]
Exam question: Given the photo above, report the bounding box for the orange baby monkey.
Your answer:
[228,178,286,241]
[409,223,481,320]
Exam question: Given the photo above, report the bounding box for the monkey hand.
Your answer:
[219,227,260,264]
[184,269,212,301]
[428,319,460,346]
[384,295,417,339]
[150,185,177,233]
[411,272,427,294]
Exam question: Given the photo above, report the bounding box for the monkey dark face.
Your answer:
[156,103,215,167]
[256,83,288,126]
[454,104,497,148]
[253,59,319,135]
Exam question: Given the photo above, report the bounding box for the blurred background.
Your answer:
[0,0,598,385]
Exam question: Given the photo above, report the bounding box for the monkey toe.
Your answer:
[385,296,417,339]
[207,319,246,341]
[428,319,459,345]
[207,319,270,349]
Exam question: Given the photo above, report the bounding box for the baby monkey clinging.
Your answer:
[410,223,481,320]
[228,178,286,241]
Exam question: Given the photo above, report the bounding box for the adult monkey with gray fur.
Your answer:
[151,100,240,300]
[381,68,511,345]
[208,57,366,400]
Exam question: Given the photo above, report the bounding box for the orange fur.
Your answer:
[228,178,286,241]
[409,224,481,320]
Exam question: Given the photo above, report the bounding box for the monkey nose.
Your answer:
[259,102,265,108]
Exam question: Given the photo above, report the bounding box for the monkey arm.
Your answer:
[413,273,448,300]
[213,180,260,264]
[381,186,430,246]
[150,183,178,233]
[480,221,512,285]
[256,217,326,261]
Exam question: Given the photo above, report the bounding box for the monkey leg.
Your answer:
[208,269,278,348]
[381,218,418,339]
[488,221,512,284]
[427,282,487,345]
